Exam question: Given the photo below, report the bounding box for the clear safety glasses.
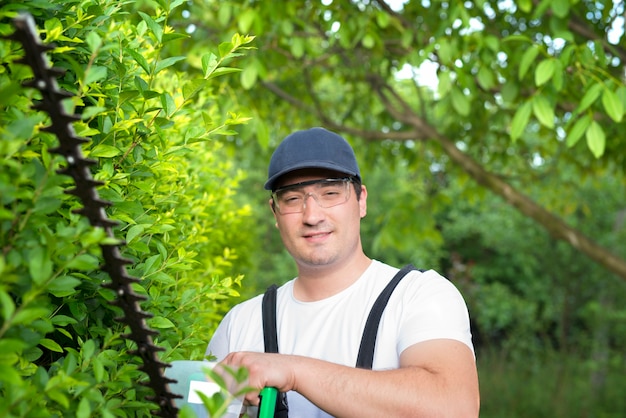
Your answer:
[271,177,355,215]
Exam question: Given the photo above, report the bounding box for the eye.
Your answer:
[278,192,302,204]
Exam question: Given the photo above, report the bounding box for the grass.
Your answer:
[477,347,626,418]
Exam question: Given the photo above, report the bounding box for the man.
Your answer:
[207,127,479,417]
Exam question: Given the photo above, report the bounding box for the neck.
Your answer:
[293,252,372,302]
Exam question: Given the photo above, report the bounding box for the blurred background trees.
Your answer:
[1,0,625,416]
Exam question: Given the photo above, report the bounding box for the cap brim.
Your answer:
[264,161,359,190]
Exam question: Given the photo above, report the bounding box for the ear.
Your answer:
[269,198,280,226]
[358,185,367,218]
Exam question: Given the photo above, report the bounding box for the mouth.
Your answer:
[303,231,331,240]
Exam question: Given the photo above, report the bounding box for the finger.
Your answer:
[246,391,261,407]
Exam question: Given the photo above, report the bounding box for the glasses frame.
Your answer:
[271,177,356,215]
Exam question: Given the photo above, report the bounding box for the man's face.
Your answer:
[269,169,367,270]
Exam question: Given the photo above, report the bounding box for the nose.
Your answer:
[301,193,325,223]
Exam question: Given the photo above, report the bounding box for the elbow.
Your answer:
[418,390,480,418]
[447,391,480,418]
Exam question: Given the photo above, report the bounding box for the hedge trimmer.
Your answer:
[5,13,180,417]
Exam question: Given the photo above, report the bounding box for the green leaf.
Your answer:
[28,247,53,285]
[576,83,602,114]
[0,338,26,357]
[0,290,15,321]
[510,101,532,142]
[291,37,305,58]
[617,85,626,109]
[532,95,555,128]
[201,52,219,77]
[437,71,452,96]
[126,48,151,74]
[84,66,107,85]
[207,67,243,80]
[47,389,70,408]
[483,35,500,52]
[534,59,555,86]
[126,224,145,243]
[519,45,539,80]
[77,397,92,418]
[167,0,186,12]
[218,3,232,26]
[551,59,564,91]
[51,315,78,326]
[40,338,63,353]
[218,41,236,59]
[376,10,391,28]
[241,64,258,90]
[161,93,176,117]
[48,275,82,297]
[0,365,22,385]
[551,0,570,18]
[81,106,107,120]
[566,114,591,147]
[90,144,122,158]
[238,9,256,33]
[138,11,163,43]
[362,33,375,49]
[12,307,50,326]
[93,356,104,383]
[155,56,187,75]
[163,32,190,43]
[149,316,175,329]
[451,86,470,116]
[585,121,605,158]
[601,87,624,122]
[67,254,99,271]
[86,31,102,53]
[43,18,63,42]
[438,38,453,64]
[477,66,495,90]
[143,254,162,276]
[82,339,96,360]
[33,197,61,215]
[183,78,208,101]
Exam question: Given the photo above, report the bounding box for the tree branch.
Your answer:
[368,78,626,281]
[260,80,419,141]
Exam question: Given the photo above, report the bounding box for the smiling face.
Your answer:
[270,168,368,272]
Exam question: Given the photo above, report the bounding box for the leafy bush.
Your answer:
[1,0,254,416]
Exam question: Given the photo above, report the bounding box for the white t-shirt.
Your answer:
[207,260,474,418]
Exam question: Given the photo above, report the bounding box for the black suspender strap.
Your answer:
[262,284,279,353]
[261,284,289,418]
[355,264,417,369]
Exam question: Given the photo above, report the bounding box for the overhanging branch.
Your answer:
[369,78,626,282]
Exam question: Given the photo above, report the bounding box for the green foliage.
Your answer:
[437,176,626,360]
[1,0,255,416]
[478,347,626,418]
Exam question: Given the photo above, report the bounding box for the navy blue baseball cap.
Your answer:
[264,127,361,191]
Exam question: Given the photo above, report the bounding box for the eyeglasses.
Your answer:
[271,178,355,215]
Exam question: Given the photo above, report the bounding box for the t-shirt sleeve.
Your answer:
[397,270,474,355]
[205,309,233,361]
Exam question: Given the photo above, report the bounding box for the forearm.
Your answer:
[291,356,478,418]
[220,341,479,417]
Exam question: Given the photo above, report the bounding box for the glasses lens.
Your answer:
[273,178,352,214]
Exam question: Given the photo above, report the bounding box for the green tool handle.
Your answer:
[257,387,278,418]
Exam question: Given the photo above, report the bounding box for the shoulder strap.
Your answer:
[261,285,290,417]
[262,284,279,353]
[355,264,417,369]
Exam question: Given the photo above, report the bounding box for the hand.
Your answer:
[217,352,299,406]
